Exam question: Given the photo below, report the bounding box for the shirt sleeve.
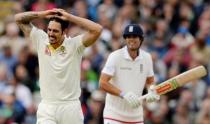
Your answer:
[71,34,85,55]
[102,53,116,76]
[147,54,154,77]
[29,25,47,51]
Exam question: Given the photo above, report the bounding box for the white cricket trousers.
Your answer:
[104,118,144,124]
[36,100,84,124]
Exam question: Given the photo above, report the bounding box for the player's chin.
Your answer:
[49,40,57,44]
[128,46,139,51]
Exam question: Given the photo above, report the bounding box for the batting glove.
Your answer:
[146,85,160,103]
[120,91,141,108]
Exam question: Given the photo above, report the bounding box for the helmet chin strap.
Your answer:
[136,40,143,56]
[137,43,141,56]
[137,49,139,56]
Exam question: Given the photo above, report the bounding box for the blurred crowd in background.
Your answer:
[0,0,210,124]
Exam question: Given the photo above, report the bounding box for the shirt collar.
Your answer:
[123,46,143,60]
[47,37,66,53]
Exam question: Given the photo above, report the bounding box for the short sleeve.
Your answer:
[29,25,48,51]
[102,53,116,76]
[70,34,85,55]
[147,54,154,77]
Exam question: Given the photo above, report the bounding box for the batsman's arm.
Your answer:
[100,73,143,107]
[99,73,122,97]
[145,76,155,90]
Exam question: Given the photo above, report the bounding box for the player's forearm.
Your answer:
[67,14,102,34]
[145,76,155,90]
[15,11,43,24]
[99,81,122,97]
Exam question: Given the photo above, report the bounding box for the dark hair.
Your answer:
[48,17,69,32]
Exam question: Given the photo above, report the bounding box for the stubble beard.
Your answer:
[128,45,140,51]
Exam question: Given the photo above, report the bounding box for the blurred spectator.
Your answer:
[162,2,174,25]
[97,8,113,54]
[5,64,33,110]
[31,0,56,11]
[164,48,189,72]
[0,63,9,93]
[150,51,167,83]
[137,0,156,21]
[72,0,89,19]
[171,19,195,49]
[16,46,39,92]
[0,45,17,78]
[178,2,194,23]
[197,6,210,46]
[86,0,100,21]
[147,97,171,124]
[0,89,25,123]
[98,0,118,21]
[23,104,37,124]
[110,36,122,51]
[205,87,210,99]
[112,3,136,38]
[172,89,195,124]
[88,44,105,74]
[190,32,210,66]
[185,60,208,107]
[195,98,210,124]
[87,90,105,124]
[148,35,168,58]
[80,87,91,124]
[0,106,13,124]
[0,1,24,20]
[149,19,173,48]
[81,57,98,92]
[0,21,27,56]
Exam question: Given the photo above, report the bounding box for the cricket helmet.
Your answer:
[123,24,144,39]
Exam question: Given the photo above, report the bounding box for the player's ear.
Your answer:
[62,28,68,35]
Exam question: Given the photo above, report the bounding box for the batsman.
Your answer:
[99,24,160,124]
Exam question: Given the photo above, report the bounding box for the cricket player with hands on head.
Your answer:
[15,8,102,124]
[99,24,160,124]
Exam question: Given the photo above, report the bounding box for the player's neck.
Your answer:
[128,50,139,60]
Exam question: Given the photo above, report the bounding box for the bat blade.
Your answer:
[141,65,207,100]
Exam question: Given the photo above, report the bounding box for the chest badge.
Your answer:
[59,46,67,56]
[45,46,51,56]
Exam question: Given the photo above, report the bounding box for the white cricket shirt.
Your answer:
[30,26,85,103]
[102,46,154,122]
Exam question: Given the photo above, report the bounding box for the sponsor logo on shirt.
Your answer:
[45,46,51,56]
[120,67,132,70]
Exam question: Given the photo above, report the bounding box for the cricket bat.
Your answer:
[141,65,207,99]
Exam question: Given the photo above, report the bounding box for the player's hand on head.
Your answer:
[40,9,58,19]
[121,92,142,108]
[146,85,160,103]
[53,9,69,21]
